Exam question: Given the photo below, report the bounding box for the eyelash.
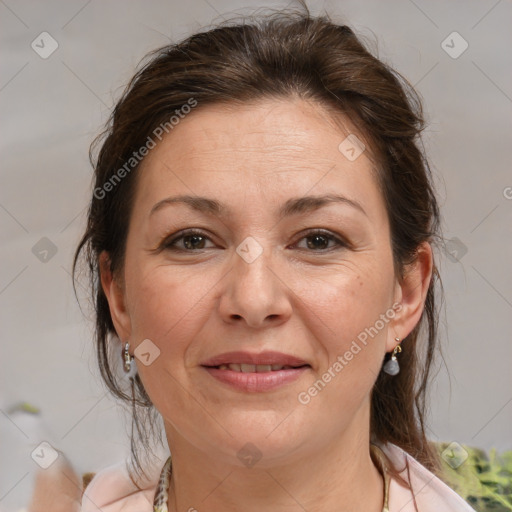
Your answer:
[161,228,348,253]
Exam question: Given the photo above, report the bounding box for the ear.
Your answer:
[99,251,132,342]
[386,241,434,352]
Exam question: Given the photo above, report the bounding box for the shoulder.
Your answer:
[80,460,159,512]
[380,443,477,512]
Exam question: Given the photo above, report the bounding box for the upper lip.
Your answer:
[201,351,310,367]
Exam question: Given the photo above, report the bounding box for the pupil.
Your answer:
[307,235,328,250]
[184,235,204,249]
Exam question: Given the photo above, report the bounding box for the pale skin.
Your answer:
[29,98,433,511]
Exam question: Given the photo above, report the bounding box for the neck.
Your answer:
[163,408,384,512]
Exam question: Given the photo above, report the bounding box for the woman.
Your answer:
[30,8,477,512]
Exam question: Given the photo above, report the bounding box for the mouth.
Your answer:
[202,364,310,392]
[200,351,311,392]
[200,350,310,369]
[204,363,310,372]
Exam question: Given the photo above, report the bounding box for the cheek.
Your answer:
[295,262,393,398]
[130,266,204,343]
[125,265,213,356]
[297,261,394,346]
[125,266,211,417]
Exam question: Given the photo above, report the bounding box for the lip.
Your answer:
[200,351,311,393]
[203,366,309,392]
[201,350,309,367]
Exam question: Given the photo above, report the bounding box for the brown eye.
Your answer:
[295,230,346,252]
[163,230,214,251]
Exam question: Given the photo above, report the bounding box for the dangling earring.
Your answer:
[123,342,134,373]
[383,337,402,376]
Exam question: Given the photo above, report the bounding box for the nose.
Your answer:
[218,242,293,329]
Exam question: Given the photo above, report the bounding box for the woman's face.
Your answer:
[102,98,428,467]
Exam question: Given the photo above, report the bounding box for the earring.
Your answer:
[123,342,134,373]
[383,337,402,376]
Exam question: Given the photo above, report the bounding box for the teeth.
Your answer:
[217,363,296,372]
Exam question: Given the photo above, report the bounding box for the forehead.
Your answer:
[133,98,385,221]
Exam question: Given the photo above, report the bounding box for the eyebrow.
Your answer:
[149,193,367,219]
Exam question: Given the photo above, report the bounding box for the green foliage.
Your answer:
[434,442,512,512]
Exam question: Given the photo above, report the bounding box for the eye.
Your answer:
[163,229,215,251]
[293,230,347,252]
[160,228,347,253]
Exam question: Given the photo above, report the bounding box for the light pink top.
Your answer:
[81,443,476,511]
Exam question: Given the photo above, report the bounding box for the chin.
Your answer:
[204,415,312,466]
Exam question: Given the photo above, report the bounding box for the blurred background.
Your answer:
[1,0,511,509]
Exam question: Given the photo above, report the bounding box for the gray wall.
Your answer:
[1,0,511,509]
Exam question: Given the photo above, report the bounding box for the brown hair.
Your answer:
[73,6,443,487]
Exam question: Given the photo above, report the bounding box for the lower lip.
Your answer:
[202,366,309,392]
